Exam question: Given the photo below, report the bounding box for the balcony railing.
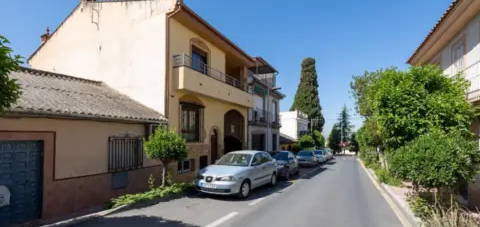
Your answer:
[173,54,245,90]
[249,108,267,125]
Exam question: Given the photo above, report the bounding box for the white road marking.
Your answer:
[205,212,239,227]
[248,197,265,206]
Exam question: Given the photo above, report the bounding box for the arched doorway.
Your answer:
[224,110,245,153]
[210,129,218,164]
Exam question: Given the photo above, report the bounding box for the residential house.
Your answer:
[248,57,284,152]
[407,0,480,208]
[28,0,262,182]
[279,110,309,149]
[0,67,166,225]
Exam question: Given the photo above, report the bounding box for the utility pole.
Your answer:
[340,121,344,154]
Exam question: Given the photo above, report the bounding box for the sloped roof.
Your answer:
[407,0,460,64]
[7,67,166,123]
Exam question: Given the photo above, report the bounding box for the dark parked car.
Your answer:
[273,151,299,180]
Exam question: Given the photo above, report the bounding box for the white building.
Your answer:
[280,110,309,141]
[408,0,480,209]
[247,57,284,152]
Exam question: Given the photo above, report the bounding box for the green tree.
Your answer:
[351,66,473,150]
[390,130,480,190]
[298,135,315,150]
[144,128,187,186]
[337,105,353,144]
[0,35,22,113]
[349,133,359,153]
[311,130,325,148]
[290,58,325,131]
[328,123,341,153]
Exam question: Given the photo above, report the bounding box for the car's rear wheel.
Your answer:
[270,173,277,186]
[238,181,250,199]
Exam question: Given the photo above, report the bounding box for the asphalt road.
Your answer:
[75,156,403,227]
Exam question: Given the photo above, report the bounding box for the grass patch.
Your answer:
[374,167,402,186]
[107,183,194,209]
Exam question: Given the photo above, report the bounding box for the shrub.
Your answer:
[375,168,402,186]
[359,146,379,168]
[299,135,315,150]
[144,128,187,186]
[408,194,431,220]
[108,183,193,208]
[390,130,480,190]
[311,130,325,148]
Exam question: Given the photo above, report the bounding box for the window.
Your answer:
[452,39,465,74]
[178,159,195,174]
[192,45,208,74]
[199,156,209,169]
[181,103,202,142]
[108,137,144,172]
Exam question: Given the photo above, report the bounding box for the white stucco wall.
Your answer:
[29,0,178,115]
[280,110,308,141]
[432,13,480,98]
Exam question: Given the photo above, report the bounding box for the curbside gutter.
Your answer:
[40,205,127,227]
[357,158,420,227]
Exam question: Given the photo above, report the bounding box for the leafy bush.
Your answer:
[359,146,379,168]
[144,128,187,186]
[408,194,431,220]
[390,130,480,190]
[311,130,325,148]
[351,66,473,150]
[375,168,402,186]
[0,35,22,113]
[299,135,315,150]
[108,183,193,208]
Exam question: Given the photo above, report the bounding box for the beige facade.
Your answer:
[28,0,256,182]
[0,117,160,179]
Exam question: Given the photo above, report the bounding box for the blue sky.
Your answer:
[0,0,452,136]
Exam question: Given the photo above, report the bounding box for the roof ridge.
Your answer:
[19,67,103,85]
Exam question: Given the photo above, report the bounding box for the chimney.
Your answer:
[40,28,50,44]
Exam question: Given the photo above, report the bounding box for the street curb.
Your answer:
[40,205,127,227]
[357,159,420,227]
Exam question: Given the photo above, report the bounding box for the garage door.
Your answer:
[0,141,43,226]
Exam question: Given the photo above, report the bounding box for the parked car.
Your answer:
[273,151,299,180]
[313,150,327,163]
[296,150,318,167]
[196,150,277,199]
[325,150,334,160]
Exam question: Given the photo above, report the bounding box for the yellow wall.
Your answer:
[0,117,161,179]
[167,18,250,180]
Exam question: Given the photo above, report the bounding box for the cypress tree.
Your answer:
[290,58,325,131]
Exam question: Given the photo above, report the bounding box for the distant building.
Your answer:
[247,57,284,152]
[280,110,309,142]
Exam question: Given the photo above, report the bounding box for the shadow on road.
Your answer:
[74,215,199,227]
[190,179,294,202]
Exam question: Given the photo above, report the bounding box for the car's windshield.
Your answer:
[216,153,252,167]
[274,152,288,160]
[314,150,322,155]
[298,151,313,156]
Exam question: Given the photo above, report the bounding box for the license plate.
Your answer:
[201,183,217,189]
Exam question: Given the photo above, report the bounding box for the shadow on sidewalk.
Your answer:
[74,215,199,227]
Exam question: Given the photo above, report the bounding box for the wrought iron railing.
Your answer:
[108,137,144,172]
[173,54,245,90]
[249,108,267,124]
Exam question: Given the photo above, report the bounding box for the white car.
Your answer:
[195,151,277,199]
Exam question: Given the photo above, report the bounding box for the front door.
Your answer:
[0,141,43,226]
[210,131,218,164]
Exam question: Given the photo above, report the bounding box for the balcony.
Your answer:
[173,54,253,108]
[466,74,480,103]
[249,108,267,126]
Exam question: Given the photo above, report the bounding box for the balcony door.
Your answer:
[192,46,208,74]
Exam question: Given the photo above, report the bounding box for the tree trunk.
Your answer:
[162,165,167,187]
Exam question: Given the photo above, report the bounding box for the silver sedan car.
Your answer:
[196,151,277,198]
